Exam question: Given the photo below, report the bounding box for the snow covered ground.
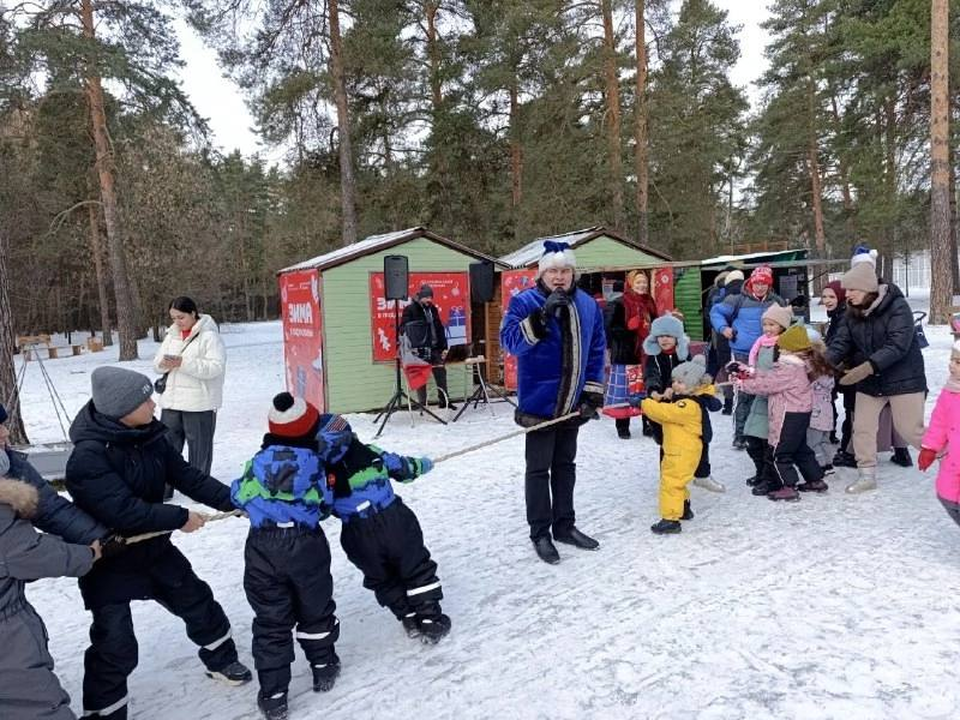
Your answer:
[20,301,960,720]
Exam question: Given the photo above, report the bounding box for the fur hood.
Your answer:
[643,314,689,357]
[0,478,39,519]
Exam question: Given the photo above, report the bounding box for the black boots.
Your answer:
[553,527,600,551]
[258,693,288,720]
[206,660,253,686]
[312,659,341,692]
[650,519,682,534]
[833,450,856,468]
[533,536,560,564]
[891,447,913,467]
[681,500,694,521]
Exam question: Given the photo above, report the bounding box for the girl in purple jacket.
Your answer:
[735,324,828,501]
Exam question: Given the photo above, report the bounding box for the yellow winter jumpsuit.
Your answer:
[641,391,706,520]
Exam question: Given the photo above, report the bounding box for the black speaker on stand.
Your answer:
[374,255,446,437]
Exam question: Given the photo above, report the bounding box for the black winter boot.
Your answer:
[206,660,252,686]
[402,613,420,638]
[553,526,599,550]
[650,518,682,534]
[833,450,857,468]
[532,536,560,564]
[891,448,913,467]
[258,693,288,720]
[681,500,694,521]
[312,658,341,692]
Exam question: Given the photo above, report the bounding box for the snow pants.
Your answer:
[806,428,831,467]
[339,499,442,620]
[745,436,775,485]
[658,449,699,521]
[773,412,823,488]
[244,526,339,699]
[732,352,755,443]
[853,392,925,469]
[81,549,238,719]
[524,424,579,540]
[0,602,76,720]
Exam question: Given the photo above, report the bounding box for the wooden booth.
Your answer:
[492,227,673,389]
[277,227,503,414]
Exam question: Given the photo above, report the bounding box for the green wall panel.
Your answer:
[673,267,704,341]
[321,237,478,412]
[571,236,664,268]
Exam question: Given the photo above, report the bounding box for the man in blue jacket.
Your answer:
[709,265,785,448]
[500,241,606,564]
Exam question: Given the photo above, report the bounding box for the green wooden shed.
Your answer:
[277,227,501,414]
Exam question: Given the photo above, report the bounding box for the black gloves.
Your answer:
[99,533,127,560]
[542,289,571,318]
[578,391,604,420]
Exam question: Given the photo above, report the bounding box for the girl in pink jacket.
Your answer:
[735,324,828,501]
[919,342,960,526]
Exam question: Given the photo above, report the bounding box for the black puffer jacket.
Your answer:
[605,297,639,365]
[826,283,926,397]
[65,401,234,607]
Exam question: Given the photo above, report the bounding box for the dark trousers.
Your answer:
[940,498,960,527]
[524,424,579,540]
[82,559,237,719]
[244,527,339,699]
[695,442,711,478]
[745,436,775,484]
[339,499,442,619]
[415,366,449,405]
[840,389,855,453]
[161,409,217,476]
[732,352,754,442]
[772,412,824,488]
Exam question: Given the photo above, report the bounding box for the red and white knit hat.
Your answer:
[268,392,320,438]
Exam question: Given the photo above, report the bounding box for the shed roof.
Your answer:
[499,226,672,268]
[279,227,502,274]
[699,248,808,267]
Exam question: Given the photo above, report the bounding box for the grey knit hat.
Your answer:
[671,355,708,389]
[91,366,154,419]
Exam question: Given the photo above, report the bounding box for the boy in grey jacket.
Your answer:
[0,477,100,719]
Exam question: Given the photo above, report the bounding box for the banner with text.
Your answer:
[279,269,325,411]
[370,271,470,363]
[500,268,538,390]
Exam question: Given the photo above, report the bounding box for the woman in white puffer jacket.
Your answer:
[153,297,226,483]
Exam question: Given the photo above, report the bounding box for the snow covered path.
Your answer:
[21,318,960,720]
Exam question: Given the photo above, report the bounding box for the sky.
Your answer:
[174,3,772,159]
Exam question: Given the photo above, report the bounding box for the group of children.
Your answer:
[634,303,846,533]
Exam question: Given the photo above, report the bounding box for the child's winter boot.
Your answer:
[681,500,694,521]
[414,603,452,644]
[650,518,682,534]
[767,486,800,502]
[833,449,857,468]
[798,479,829,493]
[206,660,253,686]
[891,447,913,467]
[258,692,288,720]
[312,658,341,692]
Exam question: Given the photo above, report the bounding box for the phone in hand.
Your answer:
[163,354,179,361]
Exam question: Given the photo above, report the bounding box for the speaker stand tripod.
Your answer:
[374,299,447,438]
[451,356,517,422]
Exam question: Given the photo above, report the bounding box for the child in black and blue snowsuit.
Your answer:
[232,393,340,720]
[316,413,451,643]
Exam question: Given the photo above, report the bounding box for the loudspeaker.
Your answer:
[469,261,495,303]
[384,255,409,300]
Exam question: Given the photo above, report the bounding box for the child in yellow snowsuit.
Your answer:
[641,355,715,534]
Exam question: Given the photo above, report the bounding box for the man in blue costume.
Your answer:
[500,241,606,564]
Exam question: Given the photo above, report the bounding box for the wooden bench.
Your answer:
[17,334,83,361]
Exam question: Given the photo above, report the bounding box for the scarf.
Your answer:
[748,333,779,368]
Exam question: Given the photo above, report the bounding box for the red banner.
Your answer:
[500,269,538,390]
[652,266,675,315]
[279,270,325,411]
[370,272,470,362]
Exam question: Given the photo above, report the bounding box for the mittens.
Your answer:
[839,361,874,387]
[418,457,435,475]
[918,448,937,472]
[578,391,604,420]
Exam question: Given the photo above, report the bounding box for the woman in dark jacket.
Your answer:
[826,263,927,494]
[821,281,856,466]
[603,281,643,438]
[65,366,250,719]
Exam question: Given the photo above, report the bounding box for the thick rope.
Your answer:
[122,509,244,545]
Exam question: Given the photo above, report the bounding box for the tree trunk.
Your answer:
[509,76,523,240]
[81,0,138,360]
[87,201,113,346]
[328,0,358,246]
[930,0,952,323]
[0,232,27,445]
[807,82,827,294]
[634,0,649,245]
[601,0,625,231]
[425,1,442,109]
[950,140,960,292]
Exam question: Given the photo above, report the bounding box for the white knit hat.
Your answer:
[537,241,577,278]
[851,246,878,268]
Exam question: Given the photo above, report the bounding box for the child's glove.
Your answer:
[918,448,937,472]
[418,457,435,475]
[99,533,127,560]
[627,392,647,408]
[725,361,748,379]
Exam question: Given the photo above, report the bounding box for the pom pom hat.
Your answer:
[268,392,320,439]
[537,241,577,279]
[851,245,879,268]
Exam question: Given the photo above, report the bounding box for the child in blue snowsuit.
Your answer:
[316,413,450,643]
[232,393,340,720]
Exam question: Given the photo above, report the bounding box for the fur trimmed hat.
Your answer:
[672,355,708,388]
[268,392,320,439]
[537,241,577,278]
[841,262,879,293]
[851,245,878,268]
[762,303,794,331]
[777,324,812,353]
[643,313,689,357]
